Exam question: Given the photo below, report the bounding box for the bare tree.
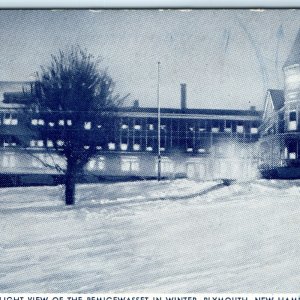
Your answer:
[32,46,125,205]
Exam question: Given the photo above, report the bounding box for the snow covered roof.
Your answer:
[284,29,300,68]
[268,89,284,111]
[120,107,262,117]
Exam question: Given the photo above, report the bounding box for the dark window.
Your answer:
[225,121,232,129]
[212,120,219,128]
[290,111,297,121]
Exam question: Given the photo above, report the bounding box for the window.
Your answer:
[131,160,140,171]
[237,122,244,134]
[121,159,131,172]
[86,157,105,170]
[134,124,141,130]
[287,141,297,159]
[108,142,115,150]
[288,111,297,131]
[121,124,128,130]
[48,122,55,127]
[84,121,91,130]
[32,119,44,126]
[133,144,140,151]
[11,118,18,125]
[4,114,18,125]
[148,124,154,130]
[97,157,105,170]
[120,143,128,151]
[58,119,64,126]
[155,157,174,173]
[121,157,140,172]
[47,140,54,148]
[198,121,206,132]
[225,121,232,133]
[3,136,17,147]
[251,127,258,134]
[37,140,44,147]
[67,120,72,126]
[212,121,219,133]
[290,111,297,121]
[3,154,16,168]
[38,119,44,126]
[87,159,96,170]
[284,147,288,159]
[57,140,64,147]
[31,119,38,126]
[30,140,37,147]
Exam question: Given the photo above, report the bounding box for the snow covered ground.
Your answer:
[1,179,300,292]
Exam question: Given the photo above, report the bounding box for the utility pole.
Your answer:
[157,61,161,181]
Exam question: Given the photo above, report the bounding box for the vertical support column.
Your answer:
[143,118,148,152]
[193,119,196,153]
[157,62,161,181]
[170,118,173,150]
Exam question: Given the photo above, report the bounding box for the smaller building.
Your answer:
[259,29,300,178]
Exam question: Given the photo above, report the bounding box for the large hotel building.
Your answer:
[2,29,300,185]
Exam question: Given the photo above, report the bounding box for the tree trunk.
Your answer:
[65,160,77,205]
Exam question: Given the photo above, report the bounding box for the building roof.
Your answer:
[120,106,262,117]
[268,89,285,111]
[284,29,300,68]
[0,82,262,119]
[0,81,30,102]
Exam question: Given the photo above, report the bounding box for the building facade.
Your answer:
[0,83,261,185]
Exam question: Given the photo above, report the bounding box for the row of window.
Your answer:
[30,119,259,133]
[0,113,259,133]
[31,119,96,130]
[121,123,258,133]
[5,138,254,154]
[88,156,174,173]
[26,140,208,153]
[1,154,175,173]
[0,114,18,126]
[262,111,300,134]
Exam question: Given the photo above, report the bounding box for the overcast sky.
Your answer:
[0,9,300,110]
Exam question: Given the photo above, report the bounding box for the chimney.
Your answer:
[133,99,139,108]
[250,105,256,111]
[180,83,187,111]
